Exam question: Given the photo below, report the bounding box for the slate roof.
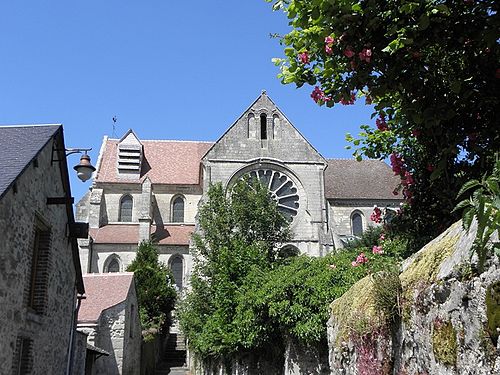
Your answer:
[89,224,194,245]
[95,139,213,185]
[78,273,134,323]
[325,159,401,200]
[0,125,60,199]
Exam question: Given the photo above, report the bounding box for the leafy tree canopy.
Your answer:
[180,179,405,361]
[268,0,500,249]
[126,241,177,336]
[179,179,291,358]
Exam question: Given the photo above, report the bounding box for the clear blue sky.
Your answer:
[0,1,375,201]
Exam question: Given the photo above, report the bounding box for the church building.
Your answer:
[76,92,401,288]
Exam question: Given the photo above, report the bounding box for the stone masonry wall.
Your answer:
[327,221,500,374]
[0,138,77,374]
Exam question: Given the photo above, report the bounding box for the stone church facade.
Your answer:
[76,92,401,287]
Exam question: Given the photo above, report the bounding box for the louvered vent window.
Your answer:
[12,337,33,375]
[28,220,51,315]
[117,146,142,174]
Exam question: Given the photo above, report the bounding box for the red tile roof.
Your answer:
[95,139,213,185]
[89,224,139,244]
[152,225,194,245]
[89,224,194,245]
[78,273,134,323]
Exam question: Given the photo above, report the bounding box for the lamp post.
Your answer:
[66,148,96,182]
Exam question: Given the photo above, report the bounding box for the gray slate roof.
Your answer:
[0,125,60,198]
[325,159,401,200]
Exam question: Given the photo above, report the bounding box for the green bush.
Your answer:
[127,241,177,335]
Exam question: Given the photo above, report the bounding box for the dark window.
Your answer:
[107,258,120,273]
[12,337,33,375]
[170,256,183,290]
[352,212,363,236]
[260,114,267,140]
[172,196,184,223]
[119,195,133,222]
[129,304,135,338]
[28,220,51,314]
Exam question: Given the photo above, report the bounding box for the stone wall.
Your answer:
[0,137,78,374]
[189,337,331,375]
[327,199,400,238]
[80,287,141,375]
[327,220,500,374]
[202,93,329,257]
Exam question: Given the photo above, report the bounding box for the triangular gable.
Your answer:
[203,91,326,164]
[119,129,142,147]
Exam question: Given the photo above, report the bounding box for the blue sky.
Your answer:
[0,1,375,201]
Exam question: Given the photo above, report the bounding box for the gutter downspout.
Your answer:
[66,291,86,375]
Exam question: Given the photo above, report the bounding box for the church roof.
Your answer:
[78,273,134,323]
[325,159,401,200]
[89,224,194,245]
[0,124,60,199]
[95,138,213,185]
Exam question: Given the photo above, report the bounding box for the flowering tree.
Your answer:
[269,0,500,248]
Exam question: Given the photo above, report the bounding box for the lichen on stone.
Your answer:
[485,281,500,346]
[400,232,460,292]
[432,318,457,367]
[330,273,397,345]
[399,229,460,315]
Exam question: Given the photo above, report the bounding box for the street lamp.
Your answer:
[66,148,96,182]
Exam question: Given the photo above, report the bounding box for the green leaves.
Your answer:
[179,181,291,357]
[453,158,500,272]
[127,242,177,333]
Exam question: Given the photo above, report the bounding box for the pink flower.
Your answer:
[372,245,383,255]
[339,92,356,105]
[379,233,385,241]
[298,52,310,64]
[310,86,330,103]
[343,47,355,58]
[376,115,388,131]
[358,48,372,63]
[325,36,335,45]
[402,171,414,187]
[365,96,372,105]
[370,207,382,223]
[356,252,369,264]
[351,261,359,267]
[411,129,421,137]
[390,152,404,176]
[325,45,333,55]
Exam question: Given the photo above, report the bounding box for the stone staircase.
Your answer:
[155,333,189,375]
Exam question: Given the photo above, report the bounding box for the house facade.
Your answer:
[77,272,141,375]
[76,92,401,288]
[0,125,85,374]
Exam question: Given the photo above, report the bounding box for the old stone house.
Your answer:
[0,124,85,374]
[76,92,401,288]
[77,272,141,375]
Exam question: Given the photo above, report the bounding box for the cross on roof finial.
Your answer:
[261,89,267,95]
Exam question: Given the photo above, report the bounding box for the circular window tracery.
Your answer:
[241,169,300,222]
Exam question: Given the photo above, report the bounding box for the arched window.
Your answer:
[172,196,185,223]
[105,255,121,273]
[260,113,267,140]
[170,256,183,290]
[119,195,133,222]
[351,212,364,237]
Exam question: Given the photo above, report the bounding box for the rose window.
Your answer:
[241,169,300,222]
